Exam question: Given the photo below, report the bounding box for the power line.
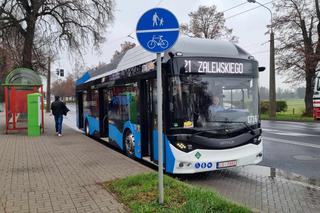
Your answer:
[226,1,273,20]
[241,40,269,48]
[106,1,275,51]
[119,0,169,41]
[251,49,269,55]
[222,1,248,13]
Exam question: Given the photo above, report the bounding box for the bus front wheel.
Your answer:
[124,130,135,158]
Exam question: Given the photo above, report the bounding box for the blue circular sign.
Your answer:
[136,8,179,53]
[195,163,200,169]
[201,163,206,169]
[207,162,213,168]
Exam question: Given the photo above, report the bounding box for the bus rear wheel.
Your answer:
[85,121,90,136]
[124,130,135,158]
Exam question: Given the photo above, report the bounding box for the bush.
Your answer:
[260,101,269,114]
[260,100,288,113]
[276,101,288,112]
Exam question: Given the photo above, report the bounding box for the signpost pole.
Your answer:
[157,52,164,204]
[136,8,179,205]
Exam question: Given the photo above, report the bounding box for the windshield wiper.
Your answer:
[209,120,256,135]
[191,128,221,136]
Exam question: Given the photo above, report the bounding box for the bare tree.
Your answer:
[110,41,136,63]
[0,0,114,70]
[181,5,238,42]
[51,75,75,99]
[0,45,14,102]
[273,0,320,115]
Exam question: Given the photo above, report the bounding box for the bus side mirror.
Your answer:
[258,67,266,72]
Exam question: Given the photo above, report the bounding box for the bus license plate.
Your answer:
[217,160,237,169]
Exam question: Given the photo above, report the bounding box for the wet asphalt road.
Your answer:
[260,120,320,178]
[65,104,320,178]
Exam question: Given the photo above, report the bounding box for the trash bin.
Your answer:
[27,93,42,136]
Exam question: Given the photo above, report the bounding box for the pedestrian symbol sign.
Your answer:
[136,8,179,53]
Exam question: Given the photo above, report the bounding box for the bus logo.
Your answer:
[195,152,201,159]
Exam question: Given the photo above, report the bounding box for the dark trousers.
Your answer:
[54,115,63,134]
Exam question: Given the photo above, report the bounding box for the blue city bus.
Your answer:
[76,37,264,174]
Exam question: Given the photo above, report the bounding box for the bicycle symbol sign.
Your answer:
[136,8,179,53]
[147,35,168,49]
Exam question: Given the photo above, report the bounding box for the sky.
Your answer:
[52,0,304,89]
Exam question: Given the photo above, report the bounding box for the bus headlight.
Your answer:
[175,142,194,152]
[253,136,262,145]
[176,142,187,151]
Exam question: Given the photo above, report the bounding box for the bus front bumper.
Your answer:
[169,142,263,174]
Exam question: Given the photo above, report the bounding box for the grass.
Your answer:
[261,98,314,122]
[281,99,306,115]
[260,113,314,122]
[104,173,251,213]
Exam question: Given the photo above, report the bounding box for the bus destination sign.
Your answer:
[183,59,253,74]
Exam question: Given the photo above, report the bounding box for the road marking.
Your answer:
[263,128,319,137]
[264,136,320,149]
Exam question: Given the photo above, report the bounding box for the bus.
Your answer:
[313,71,320,120]
[75,37,264,174]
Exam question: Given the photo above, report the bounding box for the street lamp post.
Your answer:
[248,0,276,119]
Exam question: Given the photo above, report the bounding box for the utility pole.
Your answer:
[269,30,276,119]
[46,57,51,113]
[247,0,276,119]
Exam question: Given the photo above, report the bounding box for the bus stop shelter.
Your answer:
[2,68,44,134]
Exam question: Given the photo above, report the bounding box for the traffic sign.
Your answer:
[136,8,179,53]
[136,8,179,205]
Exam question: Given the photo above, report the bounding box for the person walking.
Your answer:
[51,96,69,136]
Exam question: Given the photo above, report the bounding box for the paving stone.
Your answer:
[2,112,320,213]
[0,113,151,212]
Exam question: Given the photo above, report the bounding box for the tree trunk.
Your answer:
[22,21,35,69]
[304,71,315,116]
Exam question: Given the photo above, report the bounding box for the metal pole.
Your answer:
[156,52,164,204]
[46,57,51,113]
[269,30,276,119]
[247,0,276,120]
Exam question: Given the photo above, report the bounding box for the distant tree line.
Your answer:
[259,87,306,100]
[51,75,75,101]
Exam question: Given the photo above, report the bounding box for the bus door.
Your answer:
[140,79,155,161]
[76,92,84,129]
[99,88,109,138]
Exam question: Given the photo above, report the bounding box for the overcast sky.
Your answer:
[53,0,303,89]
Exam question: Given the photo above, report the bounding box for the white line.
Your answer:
[264,136,320,149]
[263,128,320,137]
[136,28,179,33]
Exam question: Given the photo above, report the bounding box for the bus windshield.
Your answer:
[169,75,259,130]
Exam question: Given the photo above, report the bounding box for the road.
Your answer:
[65,103,320,178]
[261,120,320,178]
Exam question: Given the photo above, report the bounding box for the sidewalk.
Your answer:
[0,113,151,213]
[2,112,320,213]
